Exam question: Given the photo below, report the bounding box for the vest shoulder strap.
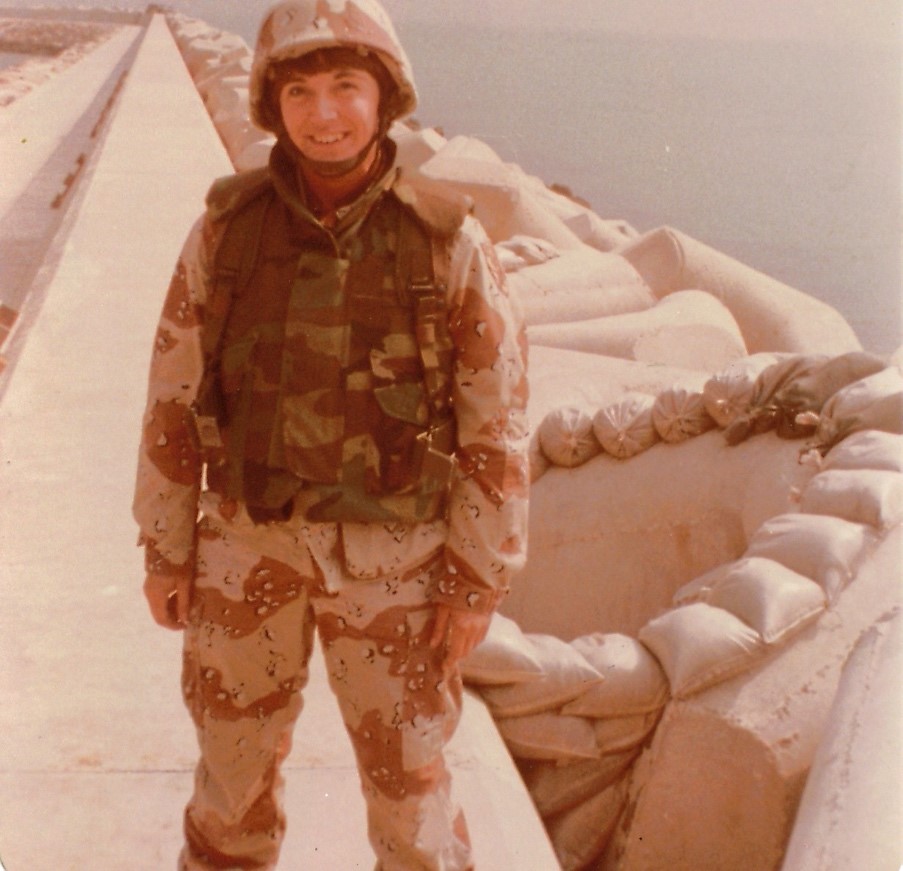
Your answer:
[193,173,273,441]
[396,204,453,419]
[202,173,274,358]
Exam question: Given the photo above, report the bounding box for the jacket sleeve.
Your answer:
[436,215,530,614]
[132,214,214,577]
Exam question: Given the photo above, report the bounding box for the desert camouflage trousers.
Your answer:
[178,505,473,871]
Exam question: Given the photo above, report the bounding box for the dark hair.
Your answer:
[265,46,397,130]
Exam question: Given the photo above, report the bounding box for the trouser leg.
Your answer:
[313,552,473,871]
[179,518,316,871]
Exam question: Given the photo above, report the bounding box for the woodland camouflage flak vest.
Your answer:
[194,169,457,525]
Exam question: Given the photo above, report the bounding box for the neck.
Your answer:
[300,141,383,222]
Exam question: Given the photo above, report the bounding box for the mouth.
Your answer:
[307,132,349,146]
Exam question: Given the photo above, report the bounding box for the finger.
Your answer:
[153,595,181,631]
[429,606,450,649]
[176,576,191,625]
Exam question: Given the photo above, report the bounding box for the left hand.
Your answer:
[429,604,491,666]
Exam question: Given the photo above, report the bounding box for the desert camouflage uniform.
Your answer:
[133,6,529,868]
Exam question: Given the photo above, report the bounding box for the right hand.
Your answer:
[144,572,191,630]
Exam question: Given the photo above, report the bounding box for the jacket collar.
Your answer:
[269,136,398,237]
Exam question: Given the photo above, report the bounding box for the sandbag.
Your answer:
[771,352,888,438]
[480,634,603,717]
[527,346,705,480]
[704,557,827,644]
[520,751,637,818]
[652,386,716,443]
[562,633,669,717]
[724,354,829,445]
[744,513,877,602]
[496,712,599,762]
[527,290,747,371]
[800,469,903,530]
[810,366,903,455]
[638,603,764,698]
[821,430,903,473]
[538,405,601,468]
[593,710,662,755]
[703,352,792,428]
[545,780,628,871]
[461,612,544,686]
[592,393,659,459]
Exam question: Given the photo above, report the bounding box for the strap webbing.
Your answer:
[396,207,451,419]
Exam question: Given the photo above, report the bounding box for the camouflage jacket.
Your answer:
[133,142,530,613]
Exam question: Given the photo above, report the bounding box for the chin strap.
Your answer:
[294,126,383,179]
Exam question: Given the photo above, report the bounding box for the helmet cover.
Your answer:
[250,0,418,133]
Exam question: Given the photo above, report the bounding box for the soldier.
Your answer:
[132,1,529,869]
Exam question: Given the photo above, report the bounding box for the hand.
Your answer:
[143,572,191,630]
[429,604,491,666]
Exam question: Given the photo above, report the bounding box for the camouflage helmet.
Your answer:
[250,0,418,133]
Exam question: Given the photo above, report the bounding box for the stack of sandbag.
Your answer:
[535,371,716,473]
[165,13,275,169]
[601,429,902,870]
[531,351,900,479]
[718,351,890,445]
[527,346,708,481]
[637,427,902,700]
[463,613,669,870]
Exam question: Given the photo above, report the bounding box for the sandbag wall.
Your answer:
[462,615,669,870]
[466,355,902,869]
[465,427,901,869]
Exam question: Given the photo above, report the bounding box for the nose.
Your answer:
[310,92,338,121]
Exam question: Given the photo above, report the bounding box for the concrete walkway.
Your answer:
[0,15,558,871]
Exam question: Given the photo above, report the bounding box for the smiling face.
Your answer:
[278,66,382,167]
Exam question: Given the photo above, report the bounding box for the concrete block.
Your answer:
[621,227,862,355]
[528,289,748,371]
[780,610,903,871]
[602,526,901,870]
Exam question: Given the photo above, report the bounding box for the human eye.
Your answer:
[283,81,309,100]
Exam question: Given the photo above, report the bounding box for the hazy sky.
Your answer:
[3,0,900,45]
[383,0,900,43]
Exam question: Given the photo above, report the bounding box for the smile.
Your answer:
[308,132,348,145]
